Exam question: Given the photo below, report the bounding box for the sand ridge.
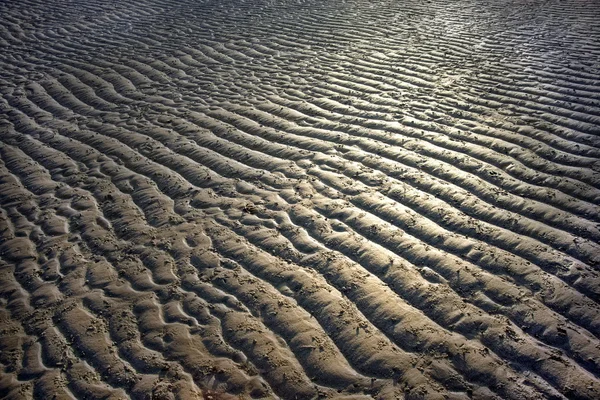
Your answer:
[1,0,599,398]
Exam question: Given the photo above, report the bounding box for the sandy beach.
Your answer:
[1,0,599,398]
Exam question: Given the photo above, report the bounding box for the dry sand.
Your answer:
[1,0,599,398]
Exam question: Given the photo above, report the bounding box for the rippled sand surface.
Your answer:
[1,0,600,398]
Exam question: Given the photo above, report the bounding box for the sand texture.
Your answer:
[1,0,600,398]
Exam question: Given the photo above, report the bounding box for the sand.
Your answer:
[1,0,599,398]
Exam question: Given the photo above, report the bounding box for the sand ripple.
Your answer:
[1,0,599,398]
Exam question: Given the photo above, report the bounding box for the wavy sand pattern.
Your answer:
[1,0,599,398]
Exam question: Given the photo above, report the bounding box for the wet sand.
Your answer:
[1,0,599,398]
